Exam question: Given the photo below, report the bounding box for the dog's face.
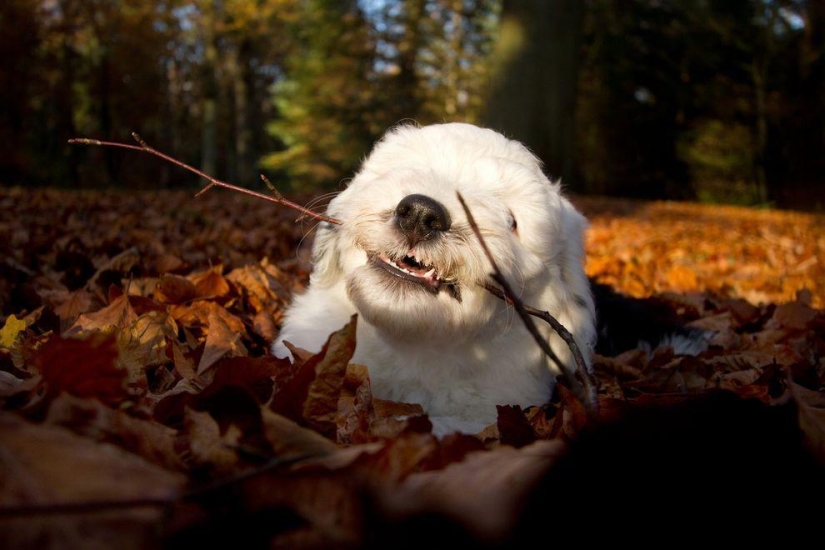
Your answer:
[309,123,592,347]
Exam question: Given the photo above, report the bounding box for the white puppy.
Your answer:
[273,123,596,435]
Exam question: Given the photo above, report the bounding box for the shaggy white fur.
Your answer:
[272,123,596,435]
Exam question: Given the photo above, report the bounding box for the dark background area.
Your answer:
[1,0,823,210]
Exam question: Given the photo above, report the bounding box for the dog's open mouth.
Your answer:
[370,253,460,300]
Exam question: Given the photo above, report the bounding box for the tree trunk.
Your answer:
[483,0,584,188]
[234,41,254,186]
[788,0,825,206]
[200,0,218,178]
[99,48,117,184]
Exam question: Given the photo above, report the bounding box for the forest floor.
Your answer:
[1,187,824,548]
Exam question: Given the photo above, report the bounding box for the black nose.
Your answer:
[395,194,451,244]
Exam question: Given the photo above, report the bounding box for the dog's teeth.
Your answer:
[424,268,435,278]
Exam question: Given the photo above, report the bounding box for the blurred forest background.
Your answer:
[0,0,823,210]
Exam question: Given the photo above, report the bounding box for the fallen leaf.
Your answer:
[772,301,819,330]
[45,392,184,471]
[197,305,248,374]
[371,440,566,543]
[261,408,337,459]
[30,334,127,406]
[51,289,98,329]
[0,315,27,349]
[725,297,762,327]
[0,413,184,549]
[496,405,537,448]
[154,274,197,304]
[337,363,375,444]
[790,381,825,464]
[303,316,357,438]
[182,407,242,474]
[189,267,232,299]
[65,294,137,336]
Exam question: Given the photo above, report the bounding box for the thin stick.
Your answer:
[456,192,598,417]
[67,135,341,226]
[484,284,597,404]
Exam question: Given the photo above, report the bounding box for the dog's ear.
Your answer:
[309,222,343,287]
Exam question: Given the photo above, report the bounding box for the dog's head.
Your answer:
[310,123,594,350]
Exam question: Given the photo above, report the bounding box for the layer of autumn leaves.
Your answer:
[1,186,824,548]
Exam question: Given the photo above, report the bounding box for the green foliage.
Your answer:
[677,120,767,207]
[262,1,382,190]
[263,0,498,190]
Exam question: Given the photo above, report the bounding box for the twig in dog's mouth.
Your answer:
[456,192,598,418]
[370,253,461,301]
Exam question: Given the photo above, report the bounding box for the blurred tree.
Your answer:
[777,0,825,207]
[261,0,381,189]
[576,0,693,199]
[182,0,291,186]
[576,0,822,207]
[372,0,498,123]
[0,0,178,187]
[263,0,497,190]
[482,0,584,189]
[1,0,822,208]
[172,0,291,186]
[0,0,45,184]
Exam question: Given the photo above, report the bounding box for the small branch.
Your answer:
[68,135,341,226]
[456,192,598,418]
[484,284,597,407]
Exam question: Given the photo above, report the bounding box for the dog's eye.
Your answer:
[507,210,518,234]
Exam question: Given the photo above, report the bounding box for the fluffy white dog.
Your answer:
[272,123,596,435]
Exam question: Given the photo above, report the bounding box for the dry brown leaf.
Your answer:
[30,334,127,406]
[182,407,242,473]
[302,316,357,438]
[372,440,566,542]
[189,267,232,299]
[252,309,278,342]
[45,393,184,471]
[226,263,281,313]
[261,408,337,459]
[51,289,98,329]
[496,405,537,448]
[772,301,819,330]
[790,381,825,464]
[197,305,248,374]
[65,293,138,336]
[0,413,184,548]
[154,273,197,304]
[725,297,762,327]
[337,363,375,444]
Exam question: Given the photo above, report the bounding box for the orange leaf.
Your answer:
[154,274,197,304]
[190,268,231,299]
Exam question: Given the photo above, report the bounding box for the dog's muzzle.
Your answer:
[367,194,461,301]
